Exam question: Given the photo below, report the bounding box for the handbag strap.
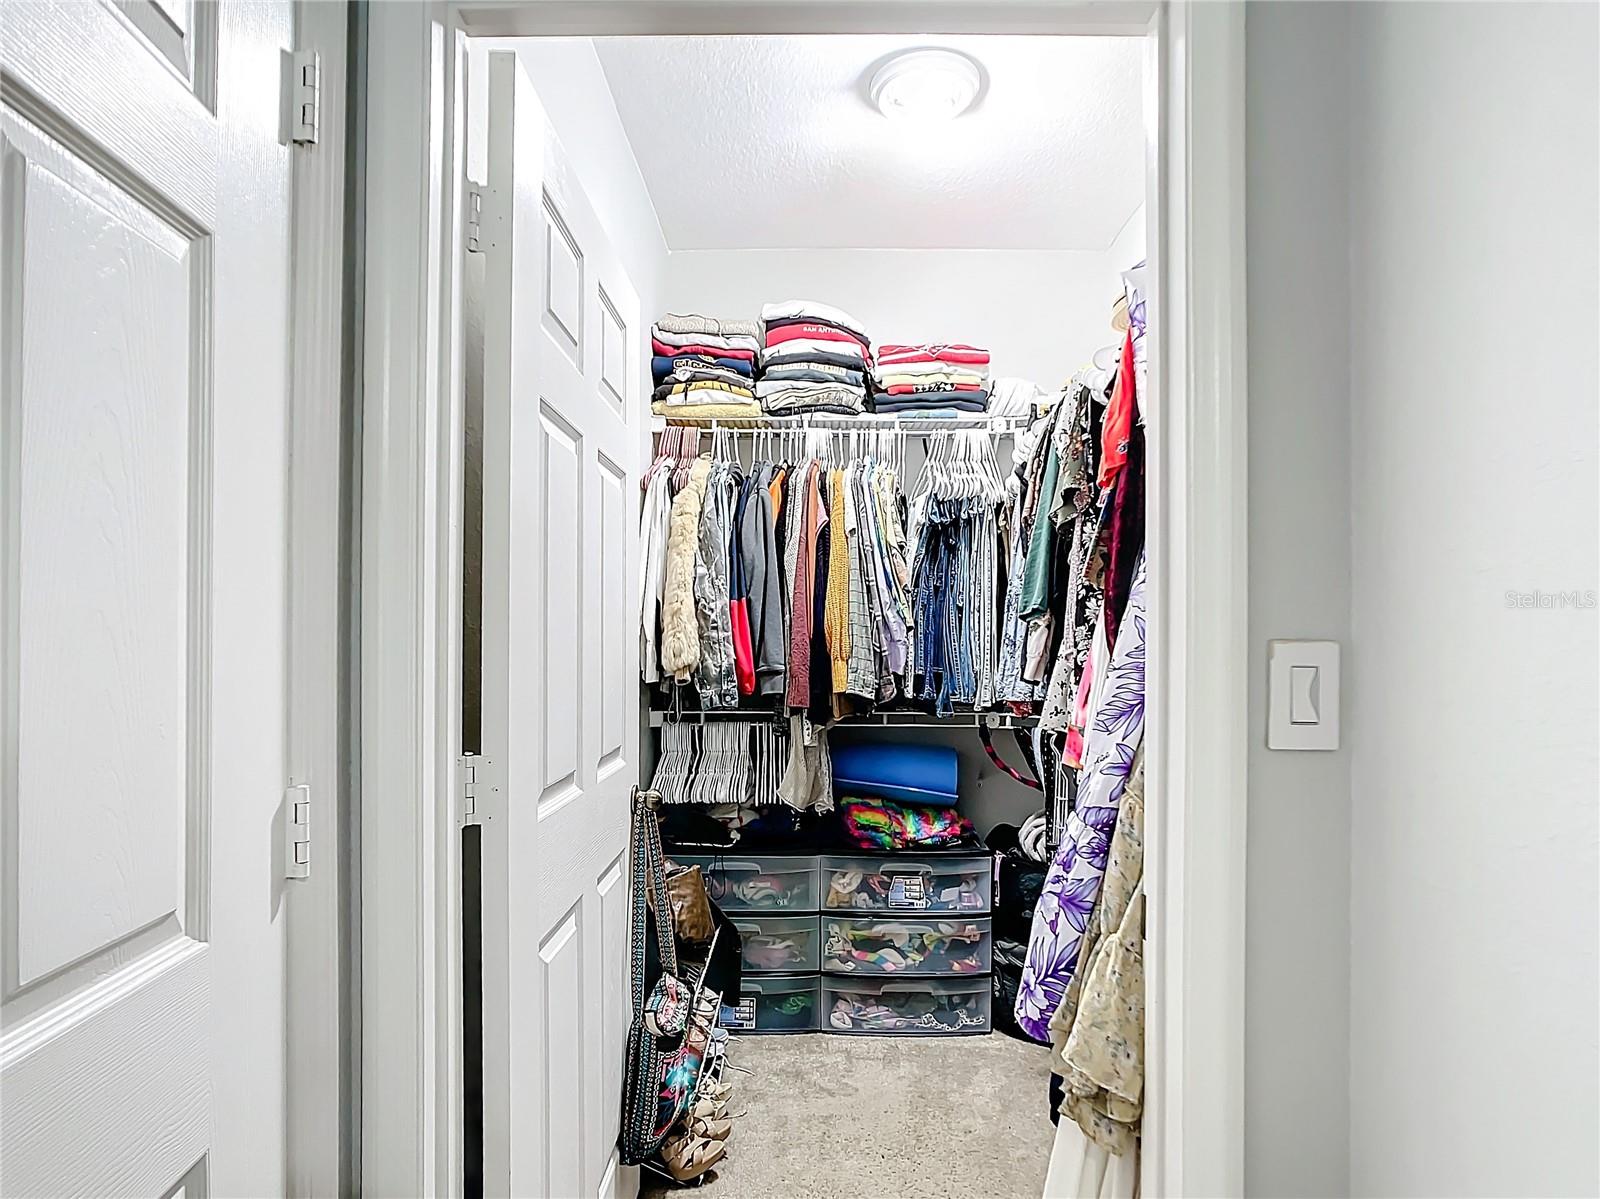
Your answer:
[629,787,677,1019]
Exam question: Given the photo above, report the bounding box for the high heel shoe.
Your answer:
[659,1130,726,1182]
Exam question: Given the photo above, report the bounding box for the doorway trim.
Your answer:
[358,3,1247,1196]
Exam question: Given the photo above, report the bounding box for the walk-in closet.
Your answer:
[462,28,1153,1199]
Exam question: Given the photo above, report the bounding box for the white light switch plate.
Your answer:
[1268,640,1340,750]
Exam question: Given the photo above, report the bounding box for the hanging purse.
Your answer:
[658,863,715,945]
[618,788,703,1165]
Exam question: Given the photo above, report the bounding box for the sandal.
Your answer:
[659,1131,727,1182]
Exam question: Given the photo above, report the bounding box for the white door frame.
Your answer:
[284,1,359,1195]
[359,3,1247,1196]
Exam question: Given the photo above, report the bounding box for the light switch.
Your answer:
[1289,665,1319,724]
[1268,640,1340,750]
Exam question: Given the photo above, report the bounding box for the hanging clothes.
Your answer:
[660,457,711,683]
[1016,551,1147,1043]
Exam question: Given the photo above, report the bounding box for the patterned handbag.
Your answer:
[618,788,702,1164]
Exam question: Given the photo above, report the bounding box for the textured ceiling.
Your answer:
[594,35,1146,252]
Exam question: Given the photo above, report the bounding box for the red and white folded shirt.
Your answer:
[876,343,991,368]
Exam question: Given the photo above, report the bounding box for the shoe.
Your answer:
[659,1131,726,1182]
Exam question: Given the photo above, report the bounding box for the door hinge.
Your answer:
[290,49,321,145]
[464,184,484,253]
[285,784,311,879]
[458,755,482,827]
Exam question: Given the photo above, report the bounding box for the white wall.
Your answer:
[1243,6,1353,1196]
[1105,202,1146,293]
[667,247,1127,391]
[1345,5,1600,1197]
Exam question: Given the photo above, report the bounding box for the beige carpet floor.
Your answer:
[642,1032,1057,1199]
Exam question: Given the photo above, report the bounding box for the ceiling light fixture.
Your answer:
[869,48,983,122]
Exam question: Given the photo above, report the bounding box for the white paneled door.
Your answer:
[475,51,641,1199]
[2,2,292,1196]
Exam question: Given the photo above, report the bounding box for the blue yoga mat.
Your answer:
[831,742,959,807]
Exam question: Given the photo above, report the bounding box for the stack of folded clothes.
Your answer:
[870,343,992,415]
[756,299,872,416]
[651,314,762,419]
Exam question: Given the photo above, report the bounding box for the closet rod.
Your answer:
[646,710,1041,729]
[653,414,1035,436]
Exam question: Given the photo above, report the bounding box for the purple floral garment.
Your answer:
[1015,551,1147,1041]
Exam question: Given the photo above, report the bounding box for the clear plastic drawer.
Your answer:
[721,973,819,1035]
[671,853,819,912]
[821,916,992,976]
[822,976,991,1036]
[730,914,821,974]
[819,853,992,914]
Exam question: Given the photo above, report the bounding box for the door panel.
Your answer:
[4,112,198,1002]
[476,48,640,1199]
[1,1,290,1194]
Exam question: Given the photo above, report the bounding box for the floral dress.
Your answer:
[1015,551,1147,1042]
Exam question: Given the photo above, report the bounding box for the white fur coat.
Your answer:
[659,456,711,680]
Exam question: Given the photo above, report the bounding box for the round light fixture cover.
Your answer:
[869,48,983,122]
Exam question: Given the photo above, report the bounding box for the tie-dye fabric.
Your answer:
[1015,552,1147,1041]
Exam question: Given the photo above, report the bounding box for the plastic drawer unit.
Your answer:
[671,853,819,913]
[821,915,992,977]
[730,914,821,974]
[721,973,820,1034]
[819,853,993,915]
[823,976,991,1036]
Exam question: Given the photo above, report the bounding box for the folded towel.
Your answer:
[760,299,870,342]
